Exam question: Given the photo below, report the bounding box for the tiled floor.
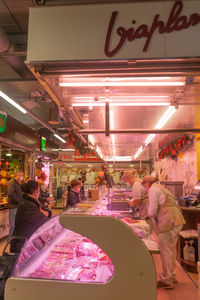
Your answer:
[154,255,198,300]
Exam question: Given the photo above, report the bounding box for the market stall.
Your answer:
[5,211,157,300]
[23,0,200,294]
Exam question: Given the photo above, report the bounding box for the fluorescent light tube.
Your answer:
[89,135,95,146]
[0,91,27,114]
[72,102,170,107]
[134,146,143,159]
[54,134,66,143]
[60,82,184,87]
[106,156,133,161]
[96,146,104,160]
[145,134,156,147]
[135,106,177,159]
[155,106,176,129]
[6,153,12,157]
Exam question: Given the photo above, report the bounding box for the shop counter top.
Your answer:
[180,206,200,212]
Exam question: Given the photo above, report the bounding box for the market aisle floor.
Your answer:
[153,255,198,300]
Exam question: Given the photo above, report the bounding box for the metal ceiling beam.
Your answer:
[79,129,200,134]
[105,102,110,137]
[27,111,55,134]
[0,51,26,57]
[27,63,83,128]
[0,25,32,78]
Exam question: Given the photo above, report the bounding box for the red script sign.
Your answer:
[105,1,200,57]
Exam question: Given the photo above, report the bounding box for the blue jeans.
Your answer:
[8,208,17,241]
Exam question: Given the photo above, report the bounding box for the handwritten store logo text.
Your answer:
[104,1,200,57]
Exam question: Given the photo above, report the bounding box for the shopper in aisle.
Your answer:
[24,176,31,183]
[11,180,50,253]
[65,179,82,209]
[142,175,186,289]
[7,170,24,241]
[78,175,86,201]
[122,170,149,218]
[38,172,50,208]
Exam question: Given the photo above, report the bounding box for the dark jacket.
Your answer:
[38,186,50,205]
[7,178,23,209]
[66,190,81,209]
[11,193,49,253]
[80,184,86,201]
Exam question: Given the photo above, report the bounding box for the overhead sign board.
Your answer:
[41,136,46,152]
[59,150,103,162]
[27,1,200,62]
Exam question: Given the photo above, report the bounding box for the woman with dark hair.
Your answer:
[11,180,50,253]
[65,179,82,209]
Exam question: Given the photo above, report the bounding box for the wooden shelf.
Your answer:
[181,258,196,266]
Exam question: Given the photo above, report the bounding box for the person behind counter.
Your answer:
[142,175,186,289]
[10,180,50,253]
[121,170,148,218]
[7,169,24,241]
[65,179,82,209]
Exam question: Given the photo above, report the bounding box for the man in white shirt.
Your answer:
[142,175,185,290]
[122,170,148,218]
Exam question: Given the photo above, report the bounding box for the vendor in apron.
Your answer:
[142,175,185,290]
[122,170,149,218]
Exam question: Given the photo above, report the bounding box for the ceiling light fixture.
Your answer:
[155,106,176,129]
[107,77,171,81]
[89,135,95,146]
[83,120,89,124]
[96,146,104,160]
[110,109,116,160]
[134,146,144,160]
[73,95,169,100]
[134,106,177,159]
[6,152,12,157]
[60,149,74,152]
[60,82,184,87]
[0,90,27,114]
[72,102,170,107]
[54,134,66,143]
[107,156,133,162]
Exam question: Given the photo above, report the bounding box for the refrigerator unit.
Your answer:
[5,213,156,300]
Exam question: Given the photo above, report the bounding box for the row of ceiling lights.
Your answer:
[0,90,66,144]
[0,77,185,160]
[88,104,177,162]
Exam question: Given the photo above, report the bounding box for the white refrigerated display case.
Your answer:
[5,212,157,300]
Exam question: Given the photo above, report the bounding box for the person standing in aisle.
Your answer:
[78,175,86,201]
[101,165,114,196]
[65,179,82,209]
[38,172,50,208]
[11,180,50,253]
[142,175,185,289]
[122,170,149,218]
[7,170,24,240]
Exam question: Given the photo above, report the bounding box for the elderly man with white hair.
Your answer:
[122,170,148,218]
[142,175,185,289]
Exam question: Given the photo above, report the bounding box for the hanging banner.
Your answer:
[59,150,103,162]
[0,111,7,133]
[27,1,200,62]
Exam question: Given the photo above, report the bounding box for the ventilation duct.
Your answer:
[0,25,32,79]
[49,103,59,125]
